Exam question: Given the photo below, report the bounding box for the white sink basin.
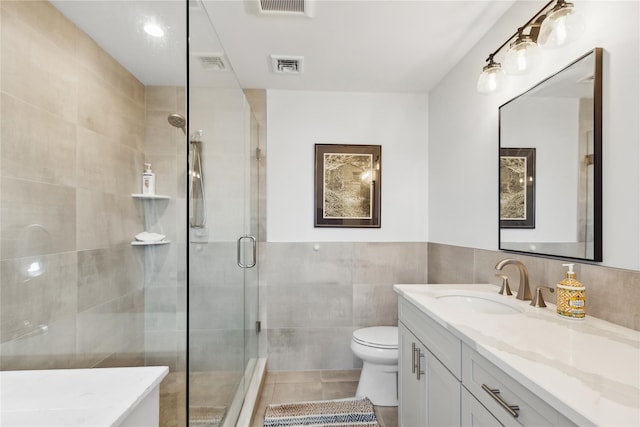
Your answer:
[434,290,524,315]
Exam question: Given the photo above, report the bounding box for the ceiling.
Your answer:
[51,0,516,92]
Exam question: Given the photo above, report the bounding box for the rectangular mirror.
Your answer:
[499,48,602,262]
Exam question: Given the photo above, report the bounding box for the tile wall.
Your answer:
[260,242,429,371]
[0,0,145,369]
[428,242,640,331]
[143,86,187,371]
[261,241,640,373]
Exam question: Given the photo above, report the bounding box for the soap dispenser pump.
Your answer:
[556,263,586,319]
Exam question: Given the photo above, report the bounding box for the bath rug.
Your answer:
[263,397,379,427]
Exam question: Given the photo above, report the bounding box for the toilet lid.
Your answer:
[353,326,398,349]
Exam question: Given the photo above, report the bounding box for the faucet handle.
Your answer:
[530,286,555,307]
[495,274,512,296]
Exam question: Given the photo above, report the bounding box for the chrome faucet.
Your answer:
[494,259,533,301]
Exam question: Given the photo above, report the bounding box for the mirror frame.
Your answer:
[498,48,603,262]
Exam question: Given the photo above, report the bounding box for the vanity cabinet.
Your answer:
[399,323,427,427]
[462,344,577,427]
[462,387,503,426]
[399,299,460,427]
[398,295,579,427]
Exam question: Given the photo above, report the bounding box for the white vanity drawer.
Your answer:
[462,343,578,427]
[461,387,503,427]
[399,297,461,379]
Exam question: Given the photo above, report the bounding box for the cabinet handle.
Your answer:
[411,343,416,373]
[416,348,425,380]
[481,384,519,418]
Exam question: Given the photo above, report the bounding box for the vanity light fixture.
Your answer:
[476,54,505,94]
[477,0,584,95]
[538,0,585,49]
[503,27,541,75]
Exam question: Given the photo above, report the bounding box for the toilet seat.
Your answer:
[352,326,398,349]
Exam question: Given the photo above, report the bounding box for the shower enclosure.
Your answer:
[0,1,261,426]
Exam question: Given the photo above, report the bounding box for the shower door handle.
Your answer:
[237,235,257,268]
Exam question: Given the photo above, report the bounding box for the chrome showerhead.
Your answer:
[167,113,186,134]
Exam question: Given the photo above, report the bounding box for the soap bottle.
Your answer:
[142,163,155,195]
[556,263,586,319]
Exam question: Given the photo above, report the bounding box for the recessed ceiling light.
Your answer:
[144,21,164,38]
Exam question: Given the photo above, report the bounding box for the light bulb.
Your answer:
[538,1,584,49]
[504,36,540,75]
[477,60,505,95]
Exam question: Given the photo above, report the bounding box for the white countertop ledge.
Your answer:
[394,284,640,427]
[0,366,168,426]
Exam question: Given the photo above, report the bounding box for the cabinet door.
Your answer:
[426,350,460,426]
[461,387,504,427]
[399,323,427,427]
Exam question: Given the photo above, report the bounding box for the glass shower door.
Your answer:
[187,3,259,427]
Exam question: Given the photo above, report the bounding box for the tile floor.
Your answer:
[251,369,398,427]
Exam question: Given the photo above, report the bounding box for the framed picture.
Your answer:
[314,144,381,228]
[500,147,535,228]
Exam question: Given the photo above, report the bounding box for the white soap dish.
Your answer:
[135,232,166,243]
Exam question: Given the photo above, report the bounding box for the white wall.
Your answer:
[266,90,428,242]
[428,0,640,270]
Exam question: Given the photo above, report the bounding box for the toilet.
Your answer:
[351,326,399,407]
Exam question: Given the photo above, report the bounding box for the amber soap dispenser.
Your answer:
[556,263,586,319]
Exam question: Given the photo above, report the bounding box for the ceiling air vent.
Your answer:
[195,54,227,71]
[256,0,314,17]
[271,55,304,74]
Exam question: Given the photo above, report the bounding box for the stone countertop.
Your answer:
[0,366,168,426]
[394,284,640,427]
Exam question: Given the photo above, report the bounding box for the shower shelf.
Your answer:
[131,240,171,246]
[131,193,170,200]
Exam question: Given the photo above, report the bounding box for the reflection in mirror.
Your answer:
[499,48,602,262]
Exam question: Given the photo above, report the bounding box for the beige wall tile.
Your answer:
[267,283,353,329]
[262,242,353,287]
[147,86,182,111]
[430,243,640,331]
[144,153,179,198]
[116,145,145,195]
[580,264,640,330]
[188,329,244,372]
[0,317,77,370]
[1,1,76,54]
[77,67,144,151]
[353,283,398,327]
[0,251,77,342]
[77,248,114,312]
[427,243,475,283]
[352,242,428,284]
[76,189,116,251]
[1,93,76,187]
[146,110,179,155]
[76,291,144,368]
[267,327,356,371]
[0,0,154,373]
[1,178,76,259]
[75,27,144,106]
[77,127,119,193]
[1,7,77,122]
